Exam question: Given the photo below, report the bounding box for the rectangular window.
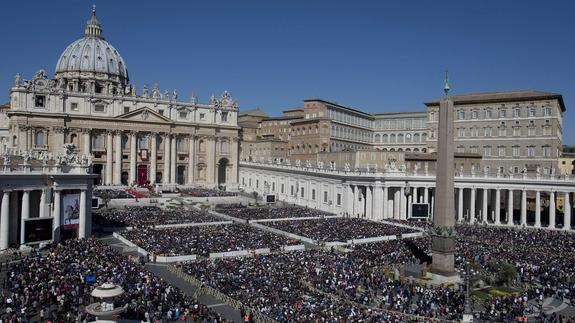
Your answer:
[499,109,506,118]
[71,102,79,111]
[472,111,478,119]
[514,108,520,118]
[485,110,492,119]
[499,127,507,136]
[123,106,130,114]
[513,146,520,157]
[513,127,521,136]
[542,146,550,157]
[272,182,275,192]
[498,147,505,157]
[323,191,328,203]
[158,109,164,115]
[484,146,491,157]
[34,95,46,108]
[290,185,294,196]
[94,104,105,112]
[544,107,551,116]
[281,184,284,194]
[221,112,228,122]
[337,193,341,206]
[179,111,188,119]
[470,146,478,153]
[301,187,305,198]
[199,113,205,120]
[527,147,535,157]
[312,189,316,200]
[529,108,536,117]
[484,127,492,137]
[528,127,536,136]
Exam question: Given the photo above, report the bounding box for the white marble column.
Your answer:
[82,129,91,156]
[354,185,361,217]
[400,186,406,220]
[208,137,217,185]
[1,191,11,250]
[105,130,113,185]
[187,135,195,184]
[164,134,171,184]
[458,188,464,222]
[53,190,61,243]
[424,187,429,204]
[373,185,382,220]
[393,189,400,219]
[549,191,556,229]
[366,186,373,219]
[495,188,501,225]
[407,194,413,219]
[482,188,488,223]
[129,131,137,185]
[150,133,157,184]
[345,184,353,216]
[20,190,30,245]
[534,191,541,228]
[78,189,87,239]
[382,186,388,220]
[521,189,527,226]
[230,138,239,184]
[113,130,122,185]
[564,192,571,230]
[39,189,46,218]
[470,188,476,224]
[170,135,177,184]
[430,194,435,220]
[507,189,514,225]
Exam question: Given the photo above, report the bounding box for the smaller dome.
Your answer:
[54,6,128,85]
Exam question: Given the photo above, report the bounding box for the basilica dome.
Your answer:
[55,6,129,86]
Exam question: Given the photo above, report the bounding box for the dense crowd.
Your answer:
[265,218,417,242]
[0,239,226,322]
[93,188,134,199]
[93,206,223,228]
[121,224,300,257]
[221,206,332,221]
[178,188,237,197]
[180,242,464,321]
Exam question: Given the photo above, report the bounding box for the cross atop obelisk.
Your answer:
[431,69,457,275]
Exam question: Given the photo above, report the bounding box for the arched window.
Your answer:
[382,134,388,143]
[397,134,404,143]
[390,134,396,143]
[35,129,46,147]
[413,133,420,142]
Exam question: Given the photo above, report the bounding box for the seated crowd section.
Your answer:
[93,206,223,228]
[178,187,237,197]
[0,239,226,322]
[121,224,301,257]
[219,206,332,221]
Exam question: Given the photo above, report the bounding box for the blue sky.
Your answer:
[1,1,574,143]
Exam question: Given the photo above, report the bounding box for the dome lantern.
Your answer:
[85,5,103,39]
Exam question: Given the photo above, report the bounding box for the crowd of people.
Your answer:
[265,218,417,242]
[220,206,332,221]
[178,188,237,197]
[93,206,223,228]
[0,239,226,322]
[121,224,301,257]
[93,188,134,199]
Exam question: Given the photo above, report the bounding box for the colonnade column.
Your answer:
[129,131,137,186]
[105,130,113,185]
[521,189,527,226]
[0,191,11,250]
[39,189,46,218]
[187,135,196,185]
[407,193,413,219]
[382,186,388,220]
[457,188,464,222]
[424,187,429,204]
[534,191,541,228]
[53,190,61,243]
[400,186,406,220]
[373,184,383,220]
[170,135,177,185]
[495,189,501,225]
[20,190,30,245]
[470,188,476,224]
[354,185,361,217]
[549,191,556,229]
[482,188,488,223]
[366,186,373,219]
[150,133,157,184]
[564,192,571,230]
[113,130,122,185]
[164,133,171,184]
[345,184,353,215]
[78,189,87,239]
[507,189,514,225]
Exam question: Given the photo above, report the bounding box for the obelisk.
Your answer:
[431,71,456,275]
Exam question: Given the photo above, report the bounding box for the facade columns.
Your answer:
[164,133,171,184]
[382,186,388,220]
[495,189,501,225]
[354,185,361,217]
[549,191,556,229]
[39,189,46,218]
[150,133,157,184]
[187,135,196,184]
[366,186,373,219]
[458,188,464,222]
[113,130,122,185]
[407,194,413,218]
[1,191,11,250]
[482,188,488,223]
[534,191,541,228]
[82,129,91,156]
[470,188,476,224]
[78,190,87,239]
[105,131,113,185]
[373,185,383,220]
[400,186,406,220]
[230,138,239,184]
[424,187,429,204]
[521,189,527,226]
[507,189,514,225]
[207,137,217,185]
[53,190,61,243]
[345,184,353,216]
[564,192,571,230]
[393,189,400,219]
[170,135,177,184]
[20,190,30,245]
[129,131,137,185]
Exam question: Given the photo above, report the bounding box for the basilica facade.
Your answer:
[4,7,240,189]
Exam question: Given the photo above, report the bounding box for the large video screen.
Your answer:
[24,218,53,243]
[265,194,276,203]
[411,203,429,218]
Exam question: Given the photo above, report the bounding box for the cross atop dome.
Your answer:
[85,5,103,38]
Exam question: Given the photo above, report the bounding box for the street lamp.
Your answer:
[404,181,412,219]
